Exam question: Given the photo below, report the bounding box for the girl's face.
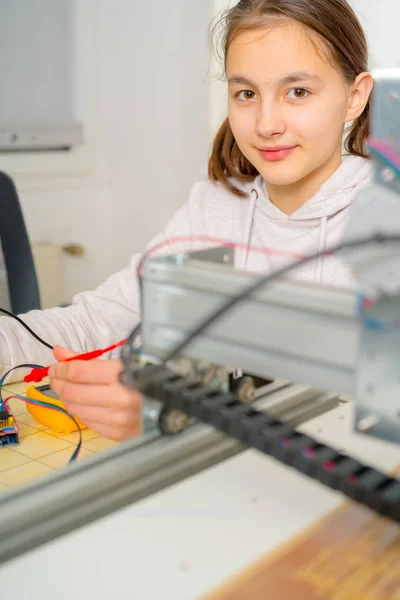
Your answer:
[227,21,370,207]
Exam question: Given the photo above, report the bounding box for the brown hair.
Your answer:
[208,0,371,196]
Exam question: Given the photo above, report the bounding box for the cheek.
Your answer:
[228,105,254,141]
[290,100,347,143]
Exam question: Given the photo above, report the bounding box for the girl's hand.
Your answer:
[48,346,141,441]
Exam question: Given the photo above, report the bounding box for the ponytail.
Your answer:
[345,96,371,158]
[208,118,258,197]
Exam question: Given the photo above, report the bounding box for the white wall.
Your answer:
[94,0,212,270]
[350,0,400,69]
[1,0,212,302]
[209,0,236,141]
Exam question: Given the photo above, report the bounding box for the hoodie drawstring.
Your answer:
[241,188,258,270]
[233,188,258,382]
[314,216,328,282]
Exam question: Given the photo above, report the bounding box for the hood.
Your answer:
[252,155,373,221]
[240,155,373,281]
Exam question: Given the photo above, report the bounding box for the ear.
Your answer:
[345,72,374,123]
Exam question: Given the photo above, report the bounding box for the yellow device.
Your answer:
[25,384,87,434]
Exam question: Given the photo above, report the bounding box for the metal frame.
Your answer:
[356,302,400,444]
[141,251,400,444]
[0,381,339,565]
[142,252,358,395]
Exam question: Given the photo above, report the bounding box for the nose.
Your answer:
[256,99,286,138]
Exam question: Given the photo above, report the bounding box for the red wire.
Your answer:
[24,339,126,384]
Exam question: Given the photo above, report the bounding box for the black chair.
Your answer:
[0,172,41,313]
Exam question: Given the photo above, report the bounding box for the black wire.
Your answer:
[7,389,82,464]
[0,363,45,402]
[0,307,53,350]
[0,362,82,464]
[159,232,399,364]
[121,323,142,363]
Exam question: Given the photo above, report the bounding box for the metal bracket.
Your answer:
[355,295,400,443]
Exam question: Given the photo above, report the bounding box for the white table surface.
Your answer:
[1,402,399,600]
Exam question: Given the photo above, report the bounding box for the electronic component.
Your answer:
[0,410,9,426]
[3,385,83,462]
[0,362,85,458]
[0,402,18,447]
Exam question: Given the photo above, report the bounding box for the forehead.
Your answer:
[226,22,337,82]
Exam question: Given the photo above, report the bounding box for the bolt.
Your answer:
[237,378,256,403]
[166,409,191,434]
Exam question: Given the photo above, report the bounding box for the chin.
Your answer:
[257,164,307,187]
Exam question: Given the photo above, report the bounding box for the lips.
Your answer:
[258,145,298,162]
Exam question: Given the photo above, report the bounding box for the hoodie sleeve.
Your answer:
[0,182,209,380]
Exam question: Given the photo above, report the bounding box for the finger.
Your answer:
[53,345,79,362]
[80,419,142,442]
[49,358,122,385]
[50,377,141,410]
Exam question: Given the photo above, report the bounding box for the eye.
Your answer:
[286,88,310,100]
[236,90,258,101]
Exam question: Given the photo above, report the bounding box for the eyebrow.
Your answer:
[228,71,322,87]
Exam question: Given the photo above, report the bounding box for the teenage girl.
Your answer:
[3,0,373,440]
